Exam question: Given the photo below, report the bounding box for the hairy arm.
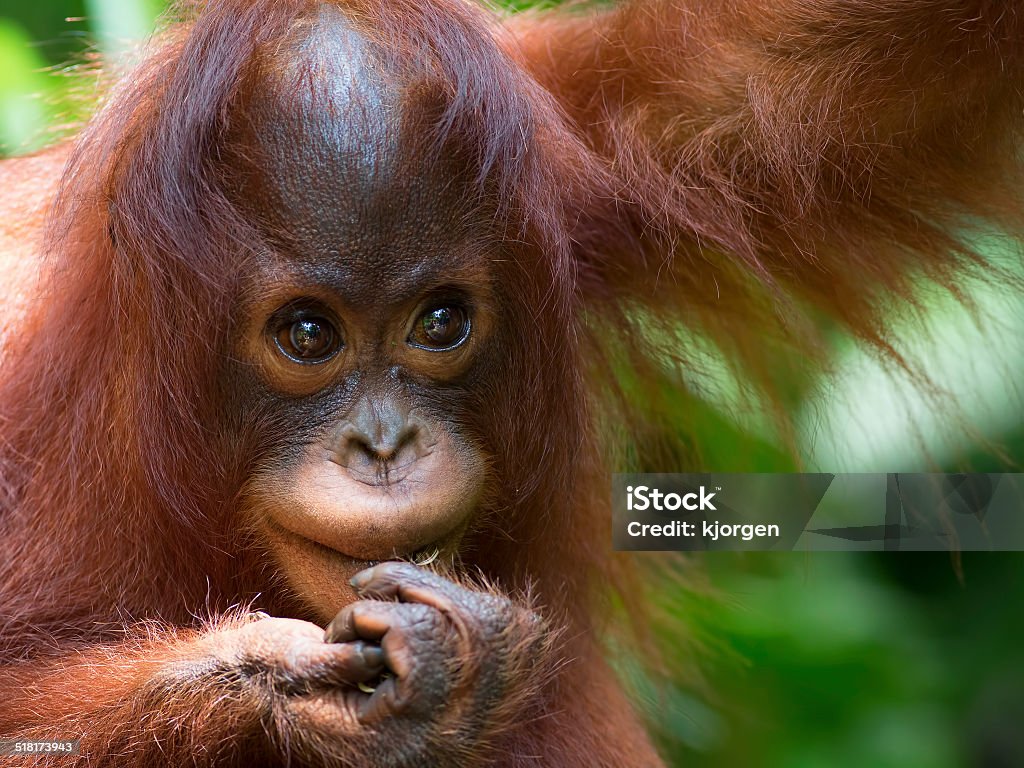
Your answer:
[0,565,569,768]
[513,0,1024,356]
[0,149,66,363]
[0,619,273,767]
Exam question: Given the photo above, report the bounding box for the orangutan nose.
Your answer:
[335,394,427,467]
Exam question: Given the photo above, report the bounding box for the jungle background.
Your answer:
[1,1,1022,766]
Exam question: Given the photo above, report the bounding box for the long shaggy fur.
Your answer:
[0,0,1021,765]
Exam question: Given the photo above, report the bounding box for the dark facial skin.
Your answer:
[224,5,504,620]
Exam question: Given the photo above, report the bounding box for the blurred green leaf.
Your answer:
[0,20,51,153]
[84,0,160,55]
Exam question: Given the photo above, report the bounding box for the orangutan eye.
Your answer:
[408,305,471,351]
[273,311,342,364]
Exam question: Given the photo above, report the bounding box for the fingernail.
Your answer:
[362,645,384,667]
[349,568,373,589]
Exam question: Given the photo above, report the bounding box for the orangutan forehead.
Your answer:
[244,4,403,222]
[228,3,487,291]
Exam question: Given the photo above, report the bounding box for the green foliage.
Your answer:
[83,0,162,53]
[0,20,51,154]
[659,553,1024,768]
[0,0,161,154]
